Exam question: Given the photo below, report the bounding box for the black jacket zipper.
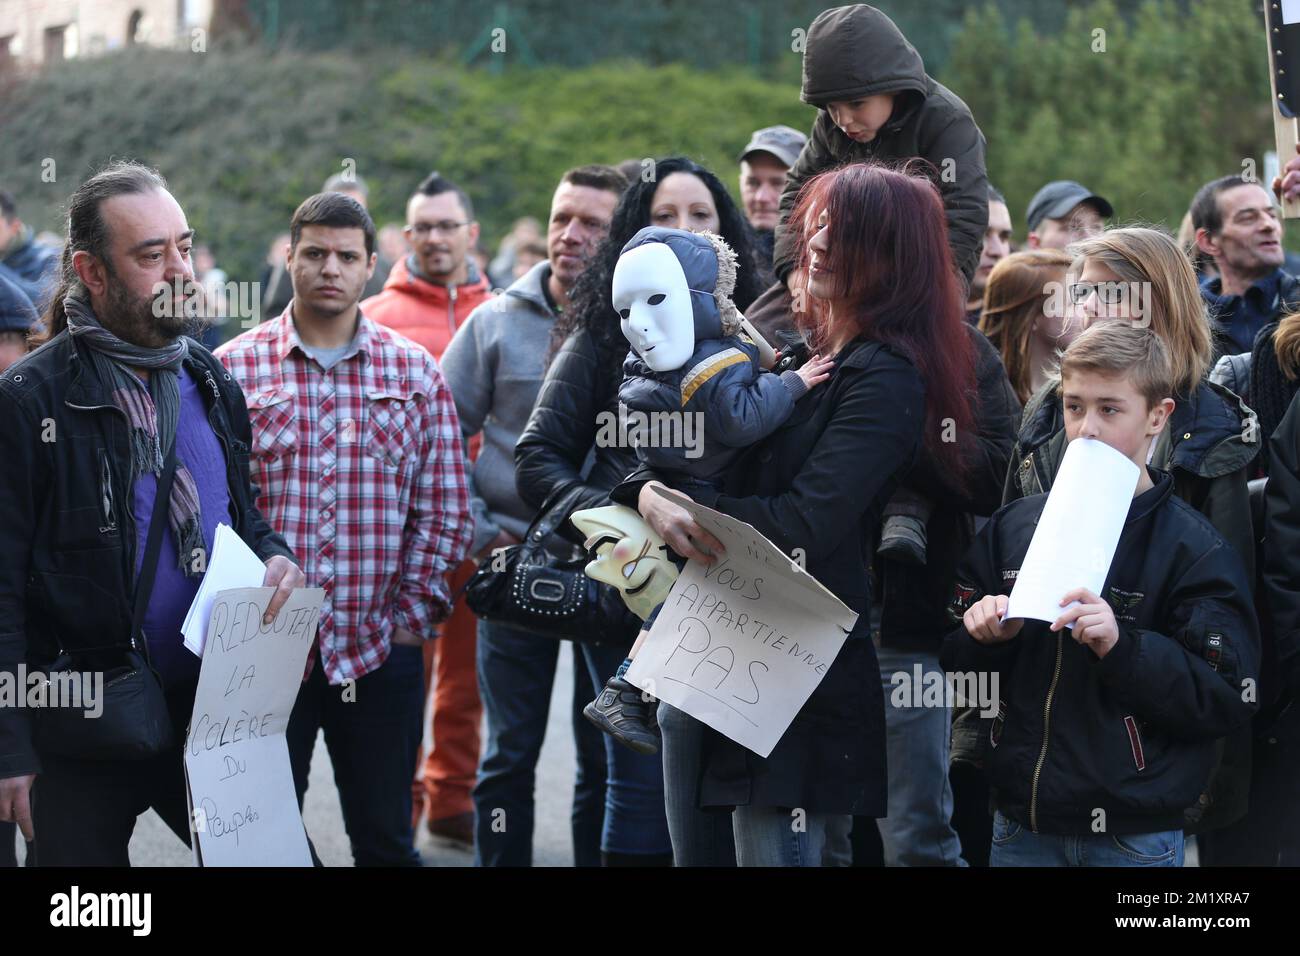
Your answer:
[66,398,137,595]
[97,448,118,534]
[1029,630,1064,833]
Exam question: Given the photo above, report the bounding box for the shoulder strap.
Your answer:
[523,481,589,546]
[131,438,179,655]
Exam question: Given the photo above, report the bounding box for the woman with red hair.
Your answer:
[611,162,980,865]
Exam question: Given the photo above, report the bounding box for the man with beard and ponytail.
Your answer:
[0,162,304,866]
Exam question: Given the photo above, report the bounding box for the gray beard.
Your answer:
[99,278,204,348]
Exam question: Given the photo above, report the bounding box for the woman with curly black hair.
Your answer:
[514,156,766,866]
[549,156,768,380]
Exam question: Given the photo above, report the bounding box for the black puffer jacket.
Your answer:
[942,471,1259,835]
[875,326,1019,649]
[515,328,641,545]
[772,3,988,283]
[0,333,295,778]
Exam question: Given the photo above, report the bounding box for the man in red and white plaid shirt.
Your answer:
[218,192,471,866]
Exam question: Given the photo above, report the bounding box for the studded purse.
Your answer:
[461,483,642,646]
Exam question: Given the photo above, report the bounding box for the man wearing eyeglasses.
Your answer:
[361,171,493,851]
[363,172,492,358]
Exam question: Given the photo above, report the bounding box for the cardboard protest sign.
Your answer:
[185,586,323,867]
[1267,0,1300,217]
[1004,437,1139,625]
[625,489,856,757]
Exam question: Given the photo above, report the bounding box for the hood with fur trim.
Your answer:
[618,227,741,341]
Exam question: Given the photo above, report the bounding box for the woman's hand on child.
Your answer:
[795,353,835,391]
[1051,588,1119,658]
[963,594,1023,644]
[637,481,725,565]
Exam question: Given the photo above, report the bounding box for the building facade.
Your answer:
[0,0,212,69]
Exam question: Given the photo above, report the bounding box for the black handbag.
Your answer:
[34,440,179,761]
[462,484,642,646]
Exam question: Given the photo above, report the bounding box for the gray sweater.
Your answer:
[441,261,558,555]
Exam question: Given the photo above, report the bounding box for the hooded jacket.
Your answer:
[614,228,804,486]
[360,254,492,361]
[771,4,988,284]
[942,470,1259,836]
[618,337,802,486]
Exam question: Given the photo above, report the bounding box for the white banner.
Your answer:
[185,586,323,867]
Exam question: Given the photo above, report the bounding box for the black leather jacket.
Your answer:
[0,332,294,777]
[514,329,641,544]
[942,470,1259,835]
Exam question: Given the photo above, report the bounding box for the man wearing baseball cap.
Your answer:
[1025,180,1114,250]
[738,125,807,273]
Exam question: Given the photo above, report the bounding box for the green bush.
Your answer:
[0,0,1287,290]
[942,0,1275,243]
[0,44,809,284]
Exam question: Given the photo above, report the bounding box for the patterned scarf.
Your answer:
[64,294,205,577]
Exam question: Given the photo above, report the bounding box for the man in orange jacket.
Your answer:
[362,172,493,848]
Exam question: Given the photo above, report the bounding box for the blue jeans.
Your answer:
[658,702,848,866]
[989,811,1185,866]
[288,642,427,866]
[580,643,672,857]
[473,619,607,866]
[876,645,966,866]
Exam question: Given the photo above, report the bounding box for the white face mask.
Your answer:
[612,243,696,372]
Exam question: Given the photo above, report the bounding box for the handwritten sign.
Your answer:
[184,586,323,867]
[625,489,856,757]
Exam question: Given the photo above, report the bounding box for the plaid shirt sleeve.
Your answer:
[391,365,473,639]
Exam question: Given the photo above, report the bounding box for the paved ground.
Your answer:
[6,639,1207,867]
[8,643,581,867]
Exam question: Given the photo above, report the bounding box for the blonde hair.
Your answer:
[978,249,1073,404]
[1067,226,1212,396]
[1273,313,1300,380]
[1058,321,1174,408]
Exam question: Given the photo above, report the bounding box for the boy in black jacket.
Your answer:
[942,322,1258,866]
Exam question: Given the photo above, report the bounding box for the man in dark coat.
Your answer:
[0,162,304,866]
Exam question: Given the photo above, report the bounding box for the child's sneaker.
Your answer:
[877,513,928,566]
[583,676,660,755]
